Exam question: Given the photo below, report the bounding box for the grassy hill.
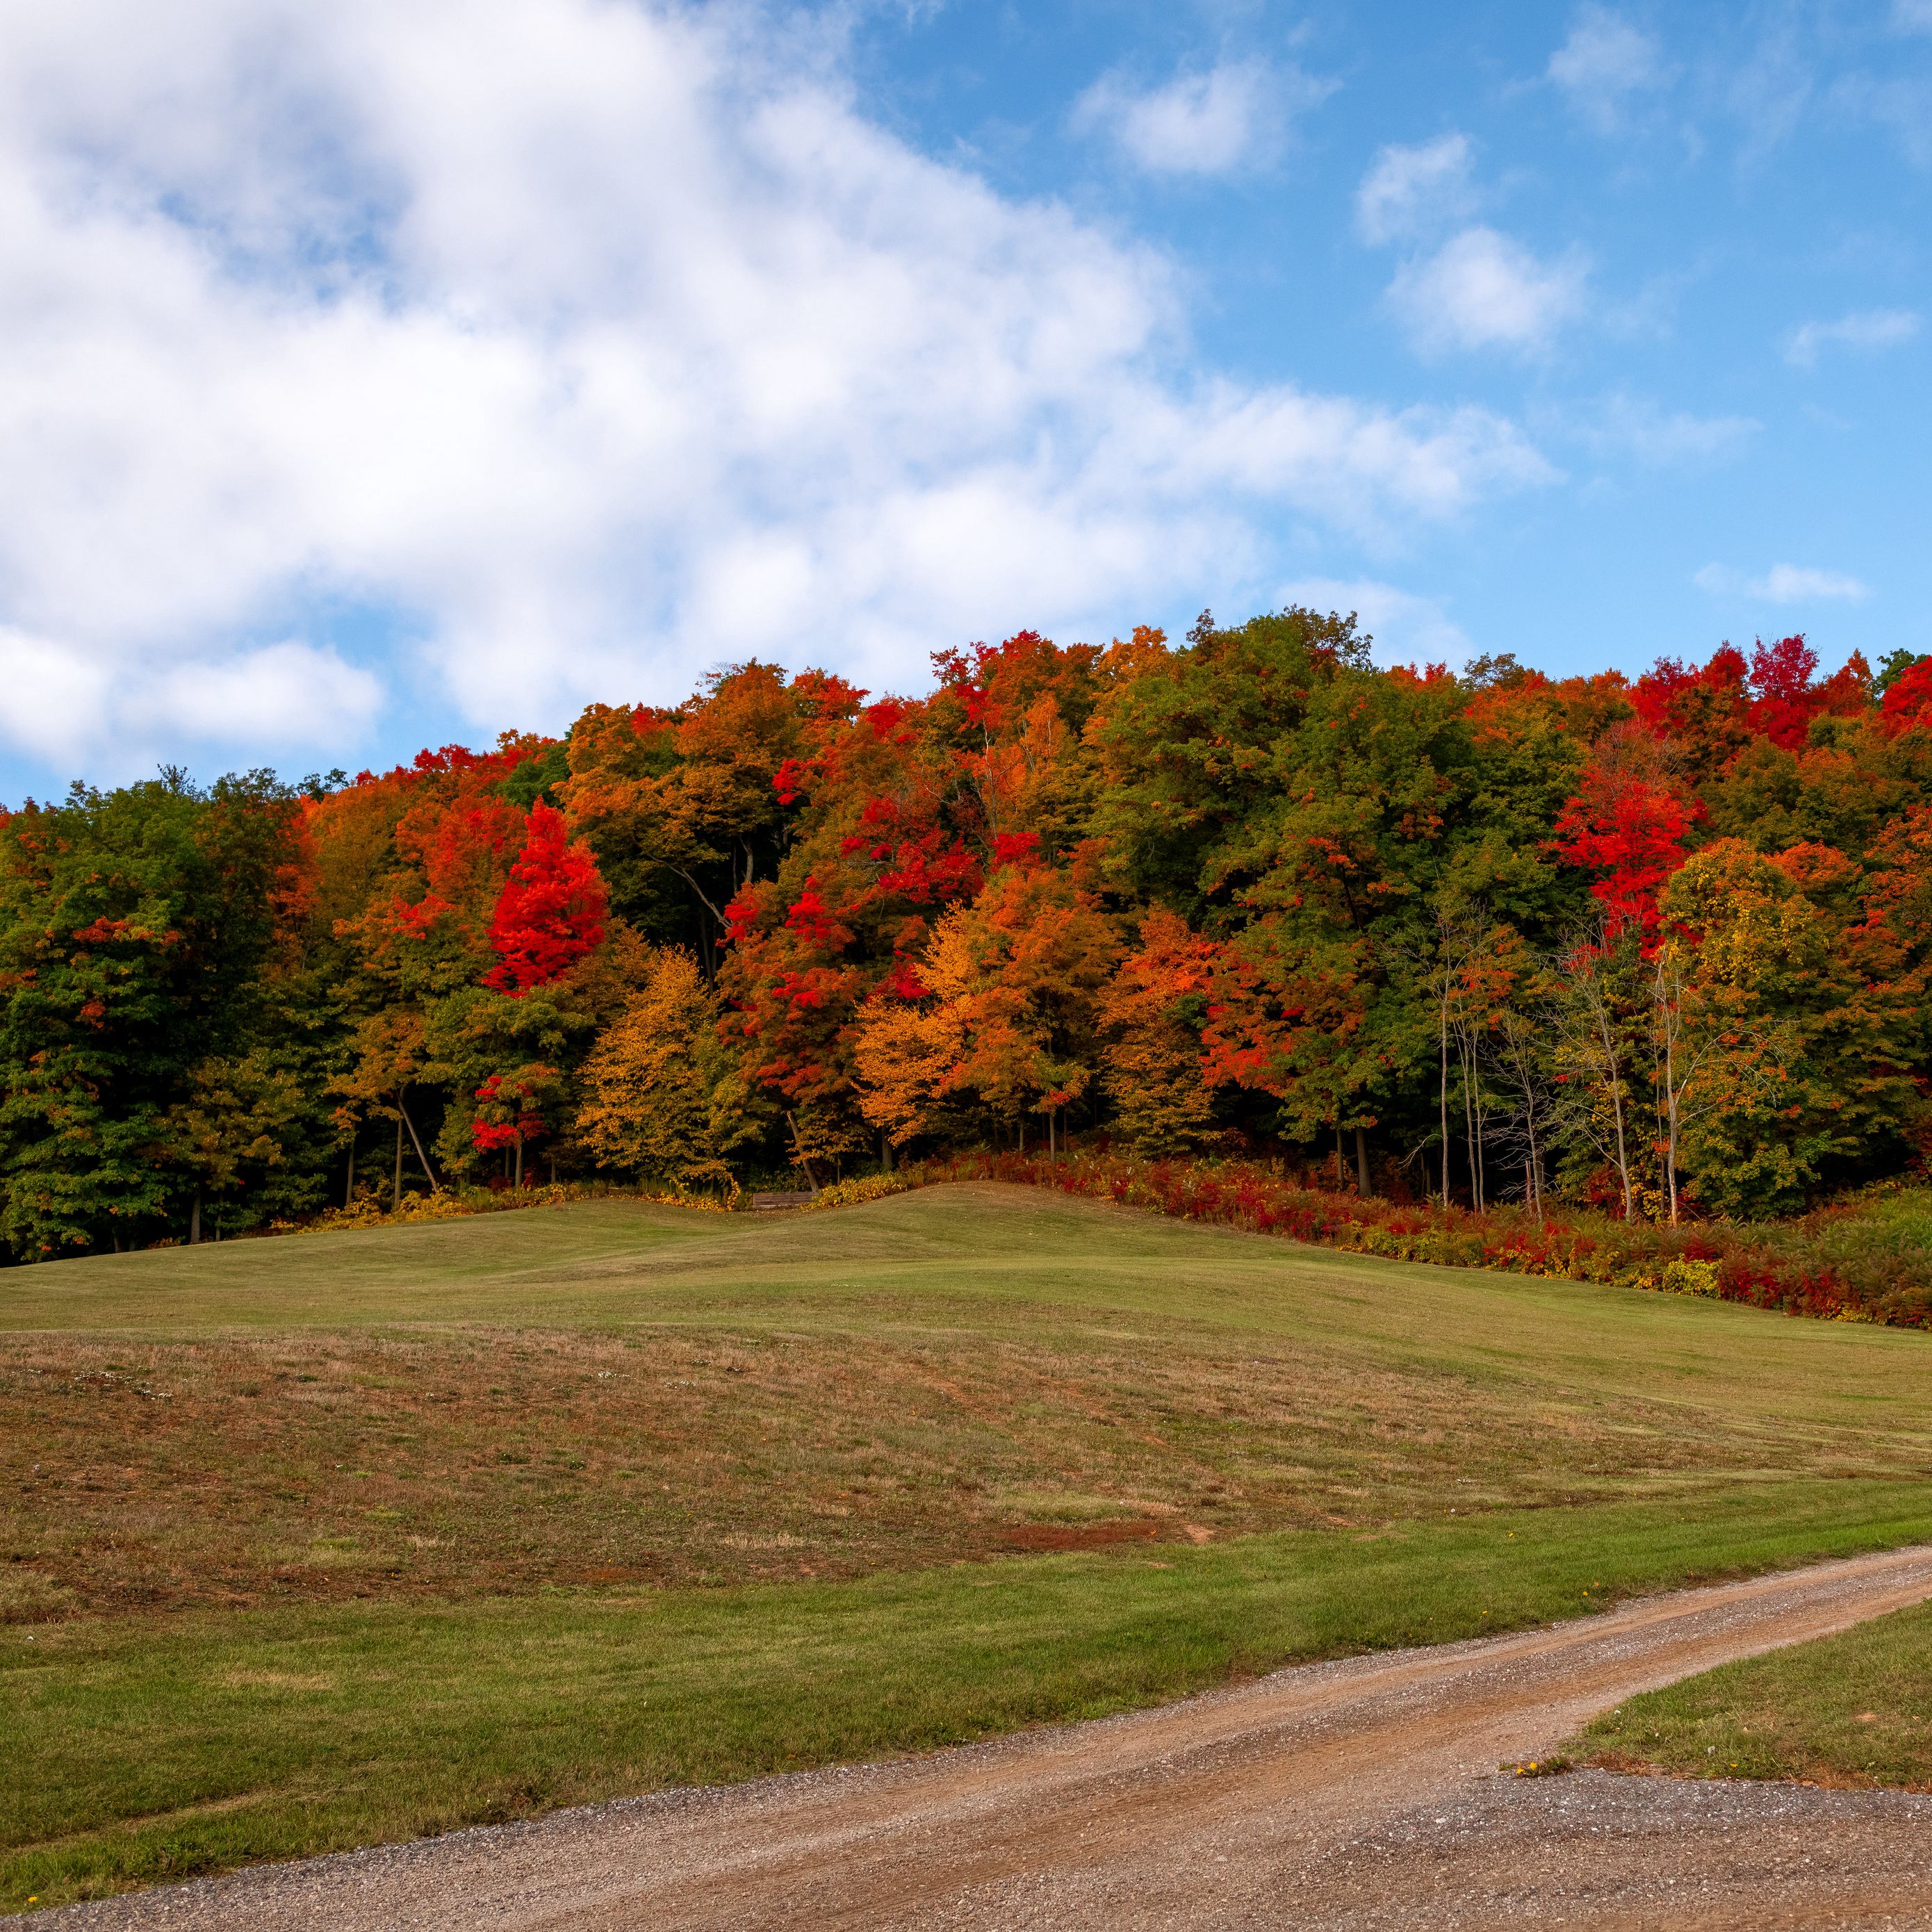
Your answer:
[5,1184,1932,1910]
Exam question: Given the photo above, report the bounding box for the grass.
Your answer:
[8,1482,1932,1912]
[5,1182,1932,1909]
[1576,1595,1932,1792]
[7,1187,1932,1617]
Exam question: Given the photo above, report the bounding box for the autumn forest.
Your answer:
[5,607,1932,1261]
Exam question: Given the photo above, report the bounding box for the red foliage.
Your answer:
[1553,760,1698,940]
[1632,644,1748,735]
[880,958,929,1000]
[1742,636,1866,748]
[471,1072,551,1153]
[483,803,607,994]
[1881,659,1932,737]
[874,832,983,906]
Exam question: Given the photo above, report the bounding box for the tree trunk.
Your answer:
[345,1141,356,1210]
[1439,994,1451,1208]
[393,1116,404,1211]
[514,1136,523,1188]
[189,1186,202,1245]
[1354,1125,1370,1195]
[1459,1032,1482,1212]
[880,1130,892,1172]
[784,1111,822,1194]
[397,1092,441,1192]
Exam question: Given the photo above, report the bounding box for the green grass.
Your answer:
[6,1183,1932,1911]
[1576,1594,1932,1792]
[8,1480,1932,1913]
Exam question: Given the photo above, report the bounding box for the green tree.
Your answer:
[0,771,304,1257]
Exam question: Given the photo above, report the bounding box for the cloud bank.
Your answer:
[0,1,1549,778]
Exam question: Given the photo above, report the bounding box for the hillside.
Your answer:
[6,1186,1932,1907]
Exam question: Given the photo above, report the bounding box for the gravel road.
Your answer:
[42,1543,1932,1930]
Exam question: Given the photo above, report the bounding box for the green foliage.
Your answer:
[10,609,1932,1256]
[0,772,307,1256]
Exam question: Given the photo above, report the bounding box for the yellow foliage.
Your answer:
[853,867,1118,1145]
[575,947,743,1189]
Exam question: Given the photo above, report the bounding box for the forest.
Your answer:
[3,607,1931,1261]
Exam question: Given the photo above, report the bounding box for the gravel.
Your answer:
[35,1543,1932,1930]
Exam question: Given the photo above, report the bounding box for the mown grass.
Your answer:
[8,1481,1932,1913]
[1577,1594,1932,1792]
[8,1188,1932,1619]
[5,1185,1932,1910]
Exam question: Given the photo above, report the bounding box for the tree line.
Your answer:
[3,609,1930,1258]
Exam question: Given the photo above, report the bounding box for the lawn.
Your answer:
[1576,1594,1932,1792]
[4,1182,1932,1909]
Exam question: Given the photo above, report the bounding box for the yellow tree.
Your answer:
[1097,907,1221,1155]
[576,947,761,1189]
[855,865,1118,1150]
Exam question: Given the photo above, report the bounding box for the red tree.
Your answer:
[484,802,608,994]
[1881,659,1932,737]
[1553,737,1701,942]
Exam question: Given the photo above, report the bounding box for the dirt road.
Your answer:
[48,1544,1932,1930]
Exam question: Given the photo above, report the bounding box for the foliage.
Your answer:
[8,608,1932,1258]
[483,801,607,994]
[0,771,311,1255]
[576,947,758,1189]
[903,1151,1932,1329]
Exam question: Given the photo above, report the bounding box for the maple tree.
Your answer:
[484,802,609,994]
[1097,908,1222,1155]
[578,947,762,1188]
[8,604,1932,1254]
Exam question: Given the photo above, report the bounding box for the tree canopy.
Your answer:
[4,613,1929,1256]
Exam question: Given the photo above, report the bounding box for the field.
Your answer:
[1578,1594,1932,1790]
[6,1181,1932,1910]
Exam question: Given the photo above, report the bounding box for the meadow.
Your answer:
[6,1182,1932,1910]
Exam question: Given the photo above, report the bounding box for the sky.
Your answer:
[1,0,1929,801]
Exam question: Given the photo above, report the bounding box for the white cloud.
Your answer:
[0,627,378,775]
[0,1,1545,778]
[1275,577,1471,668]
[0,626,110,769]
[1072,57,1334,177]
[1547,7,1667,131]
[1564,394,1759,465]
[1387,227,1587,356]
[1784,308,1921,366]
[1695,563,1870,603]
[145,644,383,750]
[1354,134,1475,245]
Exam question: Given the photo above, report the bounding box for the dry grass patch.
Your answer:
[6,1320,1918,1621]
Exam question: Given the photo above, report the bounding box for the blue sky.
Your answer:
[0,0,1927,800]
